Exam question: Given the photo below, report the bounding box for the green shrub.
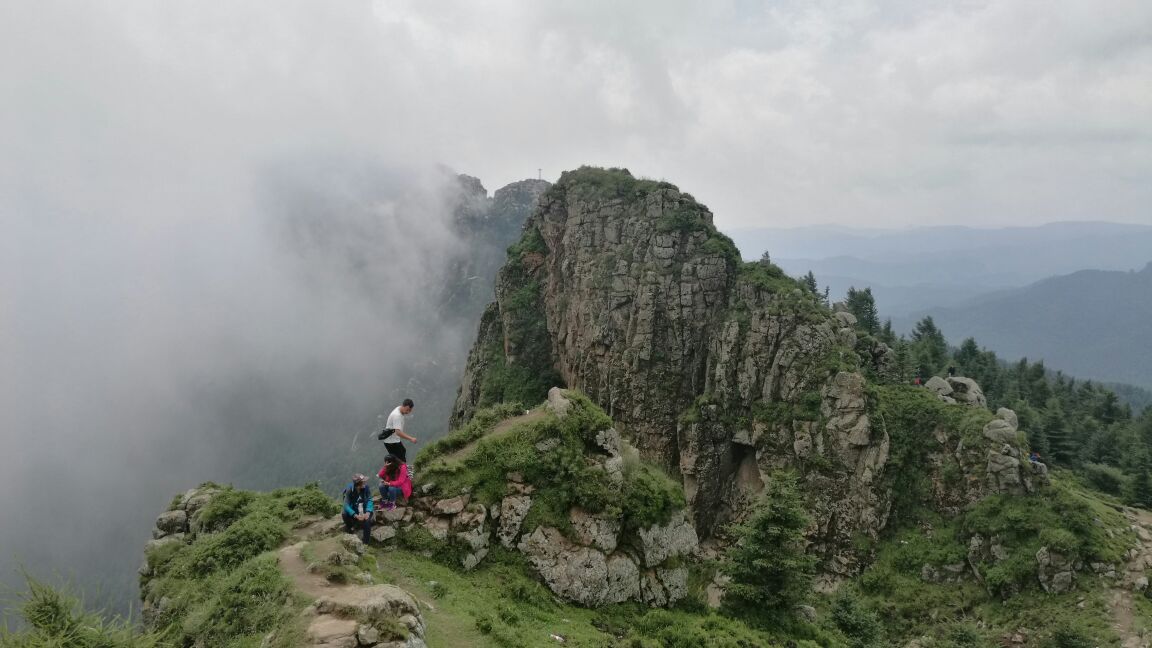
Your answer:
[830,592,885,648]
[1081,462,1128,495]
[944,622,983,647]
[193,487,255,533]
[620,464,685,531]
[179,555,293,644]
[143,538,186,578]
[0,577,165,648]
[507,225,547,257]
[178,512,286,576]
[1038,528,1079,554]
[1046,621,1093,648]
[267,483,338,519]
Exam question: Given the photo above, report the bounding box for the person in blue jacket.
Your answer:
[341,473,374,543]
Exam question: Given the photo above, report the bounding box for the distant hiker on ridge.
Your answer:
[379,398,417,463]
[341,474,374,543]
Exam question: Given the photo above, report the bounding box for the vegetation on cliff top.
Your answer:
[421,392,685,537]
[142,484,336,647]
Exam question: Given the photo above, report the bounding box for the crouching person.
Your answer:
[378,455,412,511]
[342,473,374,543]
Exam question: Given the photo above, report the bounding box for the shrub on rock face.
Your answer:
[178,512,287,576]
[620,463,686,532]
[722,472,815,614]
[267,483,340,519]
[192,488,255,533]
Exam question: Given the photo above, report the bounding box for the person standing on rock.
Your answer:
[379,398,417,463]
[341,474,374,543]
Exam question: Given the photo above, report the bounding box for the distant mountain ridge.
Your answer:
[898,263,1152,389]
[727,221,1152,317]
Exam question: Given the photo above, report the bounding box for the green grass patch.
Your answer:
[422,392,682,540]
[416,402,527,467]
[135,484,335,646]
[367,546,829,648]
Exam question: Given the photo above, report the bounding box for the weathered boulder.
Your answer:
[986,448,1026,495]
[371,526,397,543]
[421,517,450,541]
[454,503,489,571]
[314,584,425,638]
[925,376,953,398]
[995,407,1019,429]
[433,496,468,516]
[638,511,698,567]
[305,616,358,646]
[546,386,572,419]
[946,377,987,408]
[154,510,188,537]
[834,311,858,328]
[640,567,688,607]
[497,495,532,548]
[340,535,366,556]
[983,419,1019,445]
[570,507,621,553]
[517,527,640,606]
[1036,546,1077,594]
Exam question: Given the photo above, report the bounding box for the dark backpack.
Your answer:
[377,428,395,441]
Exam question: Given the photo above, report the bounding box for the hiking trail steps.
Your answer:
[276,523,428,648]
[1112,507,1152,648]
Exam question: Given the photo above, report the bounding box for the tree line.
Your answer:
[832,283,1152,507]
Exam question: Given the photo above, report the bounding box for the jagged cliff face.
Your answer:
[452,167,1040,578]
[401,175,550,433]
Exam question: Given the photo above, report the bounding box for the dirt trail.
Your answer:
[278,538,342,600]
[438,408,547,464]
[1111,507,1152,648]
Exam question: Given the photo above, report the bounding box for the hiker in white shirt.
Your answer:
[380,398,417,462]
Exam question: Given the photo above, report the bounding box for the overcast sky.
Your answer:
[3,0,1150,232]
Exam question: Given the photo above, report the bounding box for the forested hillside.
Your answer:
[897,263,1152,389]
[841,286,1152,509]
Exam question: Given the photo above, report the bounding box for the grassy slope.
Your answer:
[363,546,825,648]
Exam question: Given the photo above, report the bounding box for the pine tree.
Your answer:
[1130,452,1152,509]
[801,270,818,294]
[723,472,815,613]
[910,316,948,374]
[845,286,880,334]
[879,319,897,346]
[1028,421,1051,459]
[1044,399,1076,465]
[954,338,980,375]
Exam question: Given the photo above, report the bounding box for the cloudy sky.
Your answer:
[3,0,1150,231]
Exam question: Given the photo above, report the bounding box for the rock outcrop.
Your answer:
[449,167,1046,580]
[393,390,697,607]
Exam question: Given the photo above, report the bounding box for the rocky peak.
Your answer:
[450,166,1043,578]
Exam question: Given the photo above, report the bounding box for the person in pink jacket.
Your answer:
[378,454,412,510]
